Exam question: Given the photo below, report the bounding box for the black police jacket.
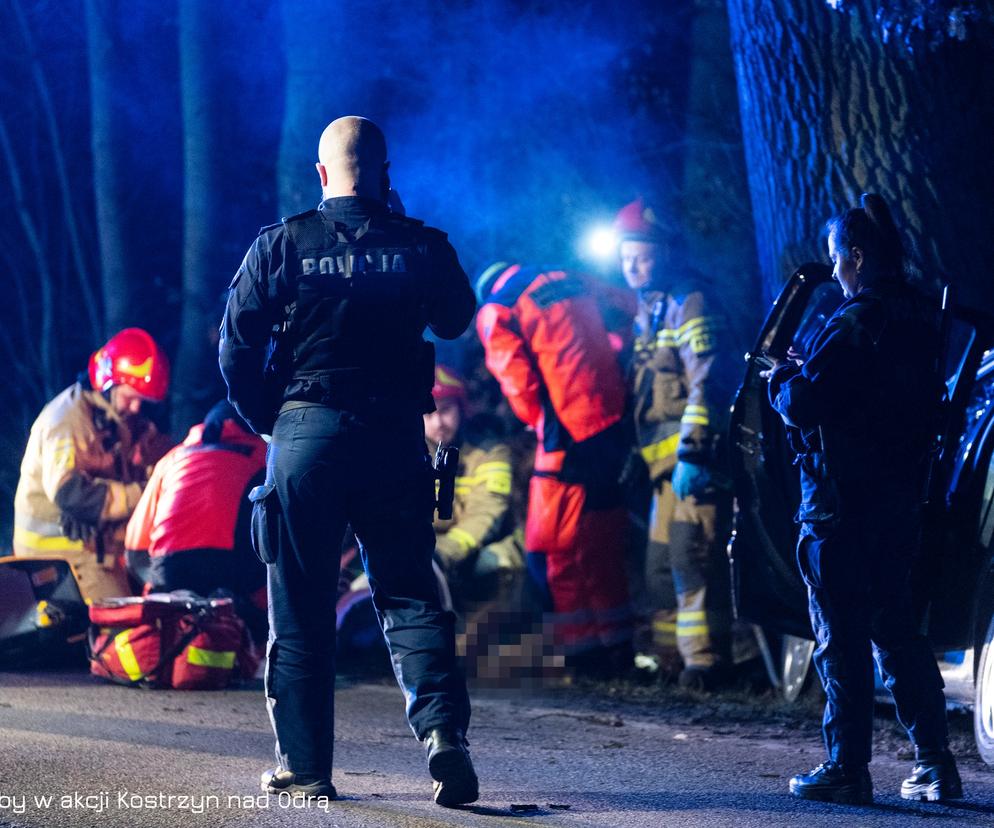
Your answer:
[220,197,476,434]
[767,281,942,523]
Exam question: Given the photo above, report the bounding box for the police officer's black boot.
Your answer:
[260,769,337,800]
[423,727,479,807]
[900,748,962,802]
[788,761,873,805]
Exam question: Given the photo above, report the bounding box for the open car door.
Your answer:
[727,263,841,639]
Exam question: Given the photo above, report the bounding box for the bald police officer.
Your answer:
[220,116,479,806]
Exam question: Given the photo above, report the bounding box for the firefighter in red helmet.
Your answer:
[13,328,173,601]
[615,198,738,689]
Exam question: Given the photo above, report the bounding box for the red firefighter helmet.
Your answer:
[432,364,468,407]
[614,197,667,243]
[88,328,170,402]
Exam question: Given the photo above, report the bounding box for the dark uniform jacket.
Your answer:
[631,282,735,482]
[768,282,941,524]
[220,197,475,434]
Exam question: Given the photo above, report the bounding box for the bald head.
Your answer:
[315,116,389,200]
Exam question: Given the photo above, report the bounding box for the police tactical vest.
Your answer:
[279,208,437,410]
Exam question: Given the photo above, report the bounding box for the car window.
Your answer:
[789,282,844,361]
[945,320,977,391]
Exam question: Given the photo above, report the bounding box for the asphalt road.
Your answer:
[1,669,993,828]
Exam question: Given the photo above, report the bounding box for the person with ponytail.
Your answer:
[763,194,962,805]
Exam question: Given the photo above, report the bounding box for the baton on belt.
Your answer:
[434,444,459,520]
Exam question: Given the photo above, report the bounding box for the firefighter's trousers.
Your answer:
[798,485,948,767]
[646,480,732,669]
[253,402,471,779]
[524,473,634,655]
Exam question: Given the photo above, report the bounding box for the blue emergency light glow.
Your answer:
[584,225,619,260]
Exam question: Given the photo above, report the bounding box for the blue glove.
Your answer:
[671,460,711,500]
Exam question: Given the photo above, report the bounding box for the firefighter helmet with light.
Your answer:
[614,197,667,244]
[88,328,170,402]
[432,364,468,407]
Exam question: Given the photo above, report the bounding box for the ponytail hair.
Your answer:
[826,192,906,282]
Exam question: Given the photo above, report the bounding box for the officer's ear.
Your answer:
[315,162,329,188]
[380,162,391,200]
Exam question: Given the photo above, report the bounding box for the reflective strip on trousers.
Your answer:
[677,609,709,637]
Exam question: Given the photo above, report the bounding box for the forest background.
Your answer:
[1,0,992,545]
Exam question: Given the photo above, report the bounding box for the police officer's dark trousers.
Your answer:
[254,402,471,778]
[797,479,947,768]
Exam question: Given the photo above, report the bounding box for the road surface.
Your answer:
[1,669,993,827]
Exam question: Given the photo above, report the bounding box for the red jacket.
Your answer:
[125,421,266,557]
[476,265,626,474]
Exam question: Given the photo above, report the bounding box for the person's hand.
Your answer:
[757,353,783,381]
[758,348,803,381]
[60,513,99,542]
[671,460,711,500]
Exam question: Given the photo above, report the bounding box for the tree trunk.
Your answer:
[12,0,102,348]
[171,0,229,434]
[277,2,346,217]
[727,0,994,307]
[85,0,135,335]
[681,0,761,345]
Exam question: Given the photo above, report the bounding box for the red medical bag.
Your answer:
[89,593,258,689]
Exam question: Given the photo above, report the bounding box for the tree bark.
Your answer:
[85,0,135,335]
[727,0,994,307]
[681,0,761,344]
[171,0,229,434]
[11,0,102,346]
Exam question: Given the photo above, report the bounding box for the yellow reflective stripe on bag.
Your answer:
[114,629,144,681]
[186,646,236,670]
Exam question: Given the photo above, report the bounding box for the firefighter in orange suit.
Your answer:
[475,262,634,674]
[616,198,737,689]
[13,328,172,602]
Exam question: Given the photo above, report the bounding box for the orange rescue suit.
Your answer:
[476,265,633,654]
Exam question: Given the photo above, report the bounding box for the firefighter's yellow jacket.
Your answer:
[430,432,521,571]
[13,382,164,600]
[631,285,735,482]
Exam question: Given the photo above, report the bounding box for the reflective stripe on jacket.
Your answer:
[431,436,519,569]
[13,383,147,557]
[476,266,626,470]
[631,286,733,480]
[125,420,266,558]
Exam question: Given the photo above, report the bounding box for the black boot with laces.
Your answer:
[900,748,962,802]
[423,727,479,807]
[260,768,337,800]
[789,761,873,804]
